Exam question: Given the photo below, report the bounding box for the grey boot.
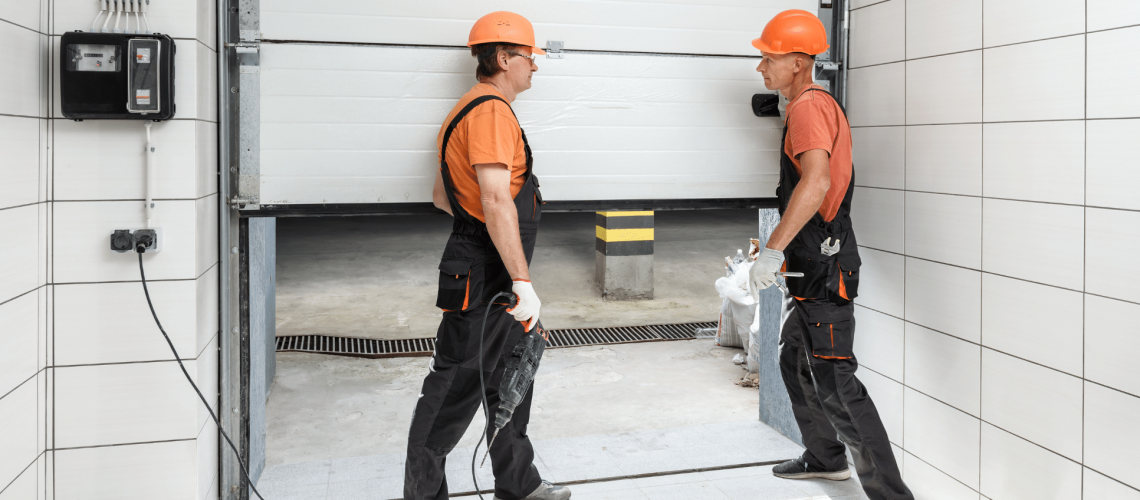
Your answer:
[494,480,571,500]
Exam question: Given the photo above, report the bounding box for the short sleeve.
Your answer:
[788,97,839,159]
[465,103,520,169]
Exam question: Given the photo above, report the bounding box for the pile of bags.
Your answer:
[714,239,762,374]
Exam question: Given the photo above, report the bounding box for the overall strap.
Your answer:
[439,94,511,224]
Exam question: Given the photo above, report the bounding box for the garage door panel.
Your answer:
[261,0,815,56]
[260,40,785,205]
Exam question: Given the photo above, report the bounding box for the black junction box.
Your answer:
[60,31,176,121]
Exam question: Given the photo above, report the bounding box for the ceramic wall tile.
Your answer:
[0,116,42,210]
[53,281,198,366]
[905,258,982,343]
[903,452,981,500]
[54,440,198,500]
[983,0,1084,47]
[54,362,199,448]
[852,187,904,253]
[979,423,1081,499]
[904,388,981,489]
[905,124,982,196]
[0,293,39,399]
[1085,382,1140,490]
[858,369,904,445]
[905,322,981,416]
[982,121,1085,205]
[1086,208,1140,303]
[1084,468,1140,500]
[981,274,1083,377]
[0,205,40,304]
[848,63,907,127]
[1088,0,1140,31]
[851,126,905,189]
[904,192,982,269]
[982,199,1083,291]
[981,349,1083,461]
[906,0,982,59]
[52,200,199,283]
[0,381,39,494]
[1087,119,1140,211]
[906,52,982,125]
[850,0,906,68]
[1088,27,1140,119]
[853,304,904,382]
[984,36,1085,122]
[856,248,906,318]
[1085,295,1140,397]
[0,22,44,118]
[53,119,199,201]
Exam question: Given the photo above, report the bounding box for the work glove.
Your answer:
[508,280,541,331]
[748,248,786,302]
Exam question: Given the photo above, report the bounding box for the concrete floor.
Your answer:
[265,340,758,466]
[275,210,760,339]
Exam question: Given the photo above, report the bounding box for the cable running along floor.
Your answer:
[275,321,717,358]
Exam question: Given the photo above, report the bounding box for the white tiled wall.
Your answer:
[848,0,1140,497]
[0,0,218,498]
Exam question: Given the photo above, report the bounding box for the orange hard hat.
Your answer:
[752,9,830,56]
[468,11,546,55]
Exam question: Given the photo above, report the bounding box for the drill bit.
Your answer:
[480,429,499,467]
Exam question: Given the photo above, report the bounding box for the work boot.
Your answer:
[494,480,571,500]
[772,456,851,481]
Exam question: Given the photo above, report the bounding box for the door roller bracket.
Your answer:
[546,41,564,59]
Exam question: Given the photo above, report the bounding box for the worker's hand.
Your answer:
[508,280,541,331]
[748,248,786,301]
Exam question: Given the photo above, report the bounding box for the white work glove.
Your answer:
[508,280,541,331]
[748,248,786,302]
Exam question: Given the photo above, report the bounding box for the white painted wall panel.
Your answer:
[260,0,814,57]
[260,44,782,204]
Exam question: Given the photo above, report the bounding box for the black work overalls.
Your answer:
[404,95,544,500]
[776,88,913,500]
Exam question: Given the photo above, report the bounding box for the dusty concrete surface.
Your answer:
[275,210,760,340]
[265,340,757,467]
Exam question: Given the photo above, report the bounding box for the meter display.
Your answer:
[67,44,120,72]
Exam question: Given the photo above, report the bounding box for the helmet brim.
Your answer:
[467,39,546,55]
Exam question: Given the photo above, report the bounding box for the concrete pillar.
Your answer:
[755,208,803,445]
[595,211,654,300]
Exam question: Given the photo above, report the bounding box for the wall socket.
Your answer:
[110,228,163,253]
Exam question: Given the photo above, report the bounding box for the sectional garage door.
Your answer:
[256,0,815,209]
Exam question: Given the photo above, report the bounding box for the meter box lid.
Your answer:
[60,31,176,120]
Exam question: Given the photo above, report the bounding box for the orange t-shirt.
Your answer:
[436,83,528,223]
[783,84,853,222]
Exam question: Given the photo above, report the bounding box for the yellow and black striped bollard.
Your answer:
[595,211,654,300]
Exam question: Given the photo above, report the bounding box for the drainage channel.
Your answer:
[276,321,717,358]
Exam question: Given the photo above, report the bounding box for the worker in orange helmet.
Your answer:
[402,11,570,500]
[748,10,913,500]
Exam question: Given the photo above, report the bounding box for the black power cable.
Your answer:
[136,248,266,500]
[472,292,513,500]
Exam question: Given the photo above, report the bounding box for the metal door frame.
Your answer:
[215,2,849,497]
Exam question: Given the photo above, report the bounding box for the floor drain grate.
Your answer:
[276,321,716,358]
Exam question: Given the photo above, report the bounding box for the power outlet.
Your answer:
[109,228,162,253]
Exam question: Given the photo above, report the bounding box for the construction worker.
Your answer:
[403,11,570,500]
[748,10,913,500]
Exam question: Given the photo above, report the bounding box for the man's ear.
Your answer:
[497,49,511,72]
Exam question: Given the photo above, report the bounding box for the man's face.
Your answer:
[502,49,538,93]
[756,52,795,91]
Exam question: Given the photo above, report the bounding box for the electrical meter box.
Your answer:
[60,31,176,120]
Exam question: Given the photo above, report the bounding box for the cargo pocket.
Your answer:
[797,300,855,359]
[436,257,474,311]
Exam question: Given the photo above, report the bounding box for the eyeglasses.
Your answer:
[507,51,536,63]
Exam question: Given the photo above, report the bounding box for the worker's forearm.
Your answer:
[766,181,828,251]
[483,200,530,281]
